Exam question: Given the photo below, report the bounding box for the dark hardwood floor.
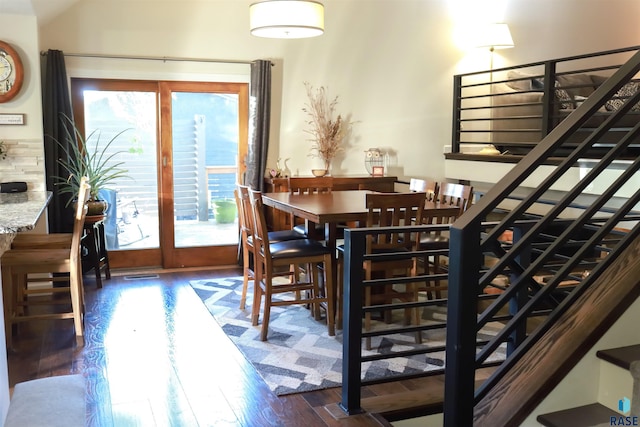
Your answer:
[7,267,399,426]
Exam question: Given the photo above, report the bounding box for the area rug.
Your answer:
[190,277,505,396]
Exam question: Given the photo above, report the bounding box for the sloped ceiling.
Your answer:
[0,0,80,25]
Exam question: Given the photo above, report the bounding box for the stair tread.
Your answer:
[596,344,640,370]
[537,402,621,427]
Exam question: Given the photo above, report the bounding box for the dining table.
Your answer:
[261,190,458,284]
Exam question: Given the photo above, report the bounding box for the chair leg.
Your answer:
[239,246,251,310]
[251,279,262,326]
[433,255,442,299]
[310,263,322,321]
[69,264,84,345]
[260,276,273,342]
[336,257,343,331]
[364,273,372,351]
[323,254,335,337]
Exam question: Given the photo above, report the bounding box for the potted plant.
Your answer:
[212,198,237,224]
[55,116,131,216]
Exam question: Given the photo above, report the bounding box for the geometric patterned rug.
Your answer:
[190,277,505,396]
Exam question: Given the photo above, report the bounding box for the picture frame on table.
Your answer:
[372,166,385,177]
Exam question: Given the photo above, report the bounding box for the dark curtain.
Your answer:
[42,50,76,233]
[246,60,271,191]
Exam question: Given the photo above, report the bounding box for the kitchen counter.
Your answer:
[0,191,52,234]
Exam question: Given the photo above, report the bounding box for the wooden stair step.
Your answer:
[596,344,640,370]
[360,384,444,421]
[537,403,620,427]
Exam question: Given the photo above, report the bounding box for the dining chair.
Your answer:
[288,176,335,238]
[409,178,438,201]
[337,192,426,349]
[235,184,304,310]
[249,188,335,341]
[1,177,90,346]
[437,182,474,215]
[416,206,461,300]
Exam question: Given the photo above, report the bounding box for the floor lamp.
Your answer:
[476,23,515,149]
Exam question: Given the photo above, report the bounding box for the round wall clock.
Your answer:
[0,40,24,103]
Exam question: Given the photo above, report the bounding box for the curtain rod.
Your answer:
[40,51,272,66]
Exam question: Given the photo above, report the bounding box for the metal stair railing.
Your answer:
[444,47,640,426]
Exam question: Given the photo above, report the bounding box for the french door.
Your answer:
[71,78,248,269]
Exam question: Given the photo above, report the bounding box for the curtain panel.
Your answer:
[246,60,271,191]
[42,50,76,233]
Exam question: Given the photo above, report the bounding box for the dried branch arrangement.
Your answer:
[302,82,348,168]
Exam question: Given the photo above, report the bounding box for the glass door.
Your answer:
[71,79,248,269]
[159,81,248,268]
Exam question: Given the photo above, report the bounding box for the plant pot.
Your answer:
[212,199,237,224]
[87,199,108,216]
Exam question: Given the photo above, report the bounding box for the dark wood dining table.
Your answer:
[262,190,372,249]
[261,190,457,283]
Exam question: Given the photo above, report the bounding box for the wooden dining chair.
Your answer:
[288,176,334,238]
[409,178,438,201]
[437,182,473,215]
[416,206,461,300]
[337,192,426,349]
[1,177,90,346]
[249,188,335,341]
[235,184,304,310]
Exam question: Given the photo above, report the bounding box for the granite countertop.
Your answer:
[0,191,52,233]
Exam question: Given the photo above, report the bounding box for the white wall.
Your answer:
[35,0,640,184]
[0,14,45,191]
[0,13,45,423]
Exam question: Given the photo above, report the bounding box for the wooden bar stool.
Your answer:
[249,188,335,341]
[1,177,90,346]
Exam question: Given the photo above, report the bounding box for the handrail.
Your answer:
[339,223,504,415]
[444,46,640,426]
[451,45,640,158]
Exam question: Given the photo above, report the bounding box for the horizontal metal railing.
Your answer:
[339,223,503,415]
[444,47,640,426]
[452,45,640,159]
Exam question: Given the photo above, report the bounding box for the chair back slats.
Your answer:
[248,188,271,261]
[410,178,438,201]
[236,185,255,246]
[288,177,334,194]
[437,182,473,215]
[365,192,426,250]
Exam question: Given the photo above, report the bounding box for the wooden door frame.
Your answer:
[71,78,249,269]
[158,81,248,268]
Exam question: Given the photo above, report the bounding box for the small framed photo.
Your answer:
[0,113,25,125]
[372,166,385,176]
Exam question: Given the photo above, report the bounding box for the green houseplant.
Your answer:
[55,116,131,216]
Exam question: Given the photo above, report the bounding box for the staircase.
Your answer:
[536,345,640,426]
[441,46,640,427]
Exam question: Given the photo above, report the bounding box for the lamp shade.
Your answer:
[475,23,514,50]
[250,1,324,39]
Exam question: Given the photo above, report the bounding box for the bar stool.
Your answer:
[1,177,90,346]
